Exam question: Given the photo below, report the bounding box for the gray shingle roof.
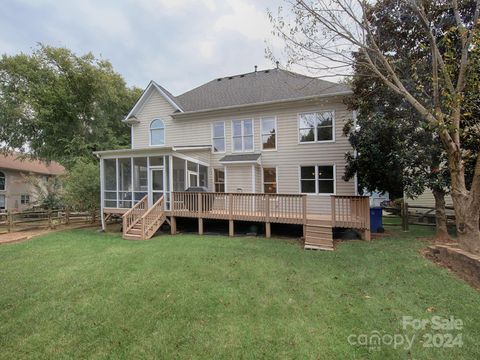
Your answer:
[173,68,350,112]
[219,153,262,163]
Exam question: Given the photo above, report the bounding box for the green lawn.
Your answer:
[0,226,479,359]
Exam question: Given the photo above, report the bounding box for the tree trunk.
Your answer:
[451,192,480,255]
[432,188,450,243]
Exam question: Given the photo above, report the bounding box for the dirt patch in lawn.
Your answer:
[424,244,480,291]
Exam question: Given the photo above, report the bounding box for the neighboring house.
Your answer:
[95,67,370,249]
[0,153,65,211]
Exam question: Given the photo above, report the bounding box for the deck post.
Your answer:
[170,216,176,235]
[7,210,12,233]
[198,218,203,235]
[361,229,371,241]
[265,222,271,238]
[229,220,234,237]
[265,194,271,238]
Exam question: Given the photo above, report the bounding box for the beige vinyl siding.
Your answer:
[408,190,453,208]
[255,166,262,193]
[225,165,254,193]
[0,169,44,211]
[131,90,355,214]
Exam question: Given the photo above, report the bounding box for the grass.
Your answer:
[0,225,479,359]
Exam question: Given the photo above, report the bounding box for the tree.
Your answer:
[27,175,64,210]
[271,0,480,254]
[63,158,100,213]
[0,44,142,166]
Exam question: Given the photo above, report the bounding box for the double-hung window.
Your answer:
[214,169,225,192]
[263,168,277,193]
[299,112,334,143]
[300,165,335,194]
[212,122,225,153]
[232,119,253,152]
[21,194,30,205]
[261,117,277,150]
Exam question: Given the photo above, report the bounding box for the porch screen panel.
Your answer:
[104,159,117,207]
[173,157,186,191]
[199,165,208,188]
[133,157,148,202]
[118,158,132,208]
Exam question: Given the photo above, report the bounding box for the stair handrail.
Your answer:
[122,195,148,233]
[141,196,165,239]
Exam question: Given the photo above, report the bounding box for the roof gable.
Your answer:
[0,153,65,175]
[124,81,183,122]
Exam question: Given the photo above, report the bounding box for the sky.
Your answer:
[0,0,289,95]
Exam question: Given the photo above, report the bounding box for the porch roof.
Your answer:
[219,153,261,164]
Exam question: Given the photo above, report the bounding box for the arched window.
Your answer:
[0,171,5,191]
[150,119,165,146]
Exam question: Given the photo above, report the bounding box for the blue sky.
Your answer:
[0,0,285,95]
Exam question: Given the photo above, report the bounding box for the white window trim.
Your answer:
[213,168,225,192]
[260,116,277,151]
[231,119,254,153]
[297,110,336,144]
[149,118,167,147]
[211,121,226,154]
[298,164,336,196]
[261,166,278,194]
[0,170,6,192]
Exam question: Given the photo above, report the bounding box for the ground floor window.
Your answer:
[0,194,5,210]
[300,165,335,194]
[21,194,30,205]
[214,169,225,192]
[263,168,277,193]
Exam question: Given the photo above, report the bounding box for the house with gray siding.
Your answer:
[95,67,370,250]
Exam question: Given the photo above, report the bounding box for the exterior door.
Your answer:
[151,168,164,204]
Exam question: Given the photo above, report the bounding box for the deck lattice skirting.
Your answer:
[117,192,370,249]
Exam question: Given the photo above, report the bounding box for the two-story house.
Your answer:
[95,67,371,250]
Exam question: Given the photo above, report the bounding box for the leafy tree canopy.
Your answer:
[0,44,142,167]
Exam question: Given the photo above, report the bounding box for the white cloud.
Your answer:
[136,0,217,15]
[214,0,271,41]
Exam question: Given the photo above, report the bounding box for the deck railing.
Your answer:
[140,196,165,240]
[331,195,370,229]
[171,192,307,224]
[122,195,148,233]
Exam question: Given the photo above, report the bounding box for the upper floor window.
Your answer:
[300,165,335,195]
[0,171,5,191]
[232,119,253,152]
[212,122,225,153]
[261,117,277,150]
[299,111,334,143]
[150,119,165,146]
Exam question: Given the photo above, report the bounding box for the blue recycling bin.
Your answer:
[370,207,383,233]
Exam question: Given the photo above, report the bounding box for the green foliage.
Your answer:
[344,0,479,197]
[26,175,64,210]
[0,45,142,166]
[63,158,100,212]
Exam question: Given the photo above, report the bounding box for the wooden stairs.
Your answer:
[304,218,334,251]
[122,195,167,240]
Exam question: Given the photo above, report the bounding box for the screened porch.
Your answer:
[100,154,209,212]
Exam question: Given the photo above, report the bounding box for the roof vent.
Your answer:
[240,74,245,78]
[217,78,222,81]
[264,70,270,73]
[228,76,233,79]
[254,65,258,72]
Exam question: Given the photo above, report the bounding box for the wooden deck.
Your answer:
[104,192,371,250]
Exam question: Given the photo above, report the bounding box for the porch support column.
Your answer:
[170,216,177,235]
[229,220,234,237]
[265,222,271,238]
[198,218,204,235]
